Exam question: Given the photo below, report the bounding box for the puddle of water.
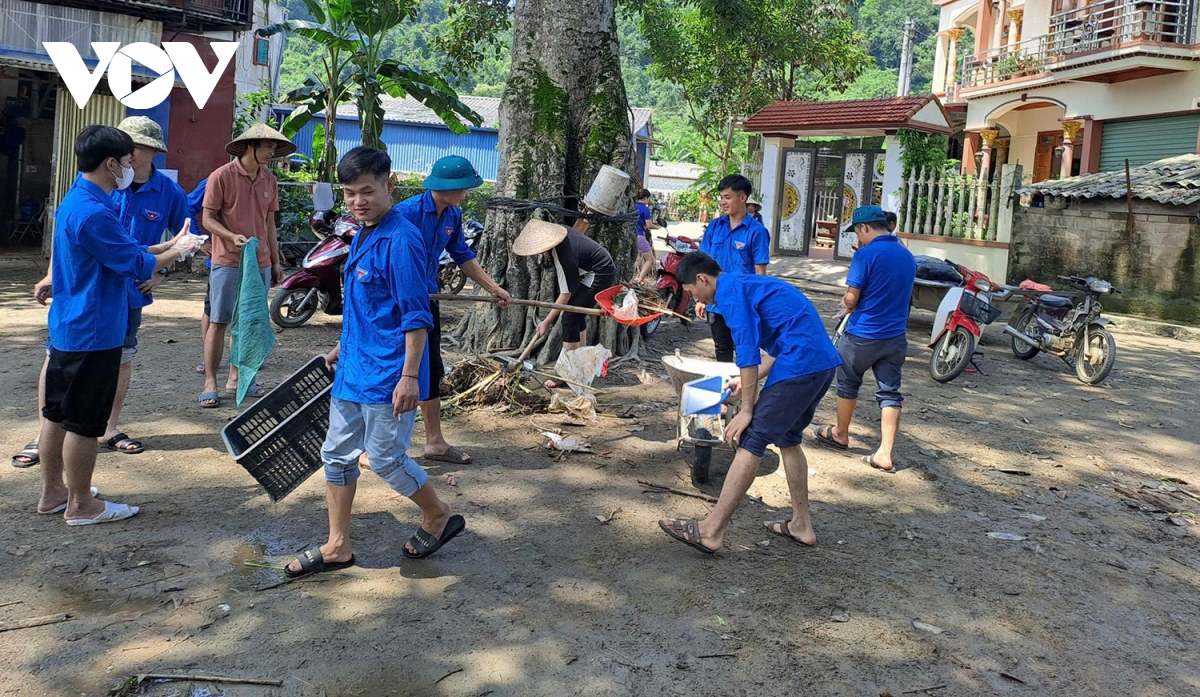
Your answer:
[223,542,278,591]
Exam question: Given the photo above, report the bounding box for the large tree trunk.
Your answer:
[457,0,639,362]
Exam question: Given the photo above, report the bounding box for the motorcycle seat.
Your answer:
[1038,294,1074,309]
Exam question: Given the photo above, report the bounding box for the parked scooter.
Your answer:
[437,218,484,294]
[641,232,699,338]
[1004,275,1120,384]
[269,212,361,329]
[928,260,1004,383]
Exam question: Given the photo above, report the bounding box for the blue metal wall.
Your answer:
[287,114,501,181]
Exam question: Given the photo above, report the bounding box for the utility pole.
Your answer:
[897,17,916,97]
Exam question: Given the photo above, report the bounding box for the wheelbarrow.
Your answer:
[662,353,740,484]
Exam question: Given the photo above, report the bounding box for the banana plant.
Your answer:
[258,0,482,182]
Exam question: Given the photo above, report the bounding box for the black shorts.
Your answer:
[42,347,122,438]
[562,273,615,343]
[739,368,836,457]
[427,299,443,400]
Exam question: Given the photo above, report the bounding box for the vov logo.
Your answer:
[44,42,239,110]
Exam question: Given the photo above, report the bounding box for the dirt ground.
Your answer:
[1,250,1198,697]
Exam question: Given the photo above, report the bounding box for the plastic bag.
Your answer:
[914,255,962,284]
[548,392,598,420]
[553,345,612,398]
[612,289,640,321]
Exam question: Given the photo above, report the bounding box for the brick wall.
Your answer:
[1009,196,1200,324]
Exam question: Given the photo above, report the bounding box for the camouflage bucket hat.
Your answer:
[117,116,167,152]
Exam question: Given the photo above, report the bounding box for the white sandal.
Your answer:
[38,486,99,515]
[65,500,139,526]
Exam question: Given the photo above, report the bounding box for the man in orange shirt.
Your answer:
[198,124,296,408]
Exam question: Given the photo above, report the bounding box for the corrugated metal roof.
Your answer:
[646,159,704,180]
[304,96,653,136]
[1018,154,1200,205]
[743,94,951,135]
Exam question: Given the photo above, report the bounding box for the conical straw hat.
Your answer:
[512,219,569,256]
[226,122,297,158]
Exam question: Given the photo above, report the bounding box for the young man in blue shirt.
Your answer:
[37,125,193,524]
[394,155,510,466]
[813,206,916,472]
[633,189,661,282]
[659,252,841,555]
[286,147,464,578]
[696,175,771,363]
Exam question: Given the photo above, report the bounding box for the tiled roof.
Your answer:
[330,96,653,136]
[1018,155,1200,205]
[743,94,950,134]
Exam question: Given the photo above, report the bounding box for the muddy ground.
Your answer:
[0,250,1198,697]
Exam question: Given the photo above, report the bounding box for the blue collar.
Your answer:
[347,208,399,267]
[77,177,120,212]
[867,234,900,246]
[134,167,166,194]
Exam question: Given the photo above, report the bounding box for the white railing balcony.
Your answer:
[962,36,1050,89]
[1047,0,1198,57]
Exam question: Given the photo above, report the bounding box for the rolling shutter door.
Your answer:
[1099,114,1200,171]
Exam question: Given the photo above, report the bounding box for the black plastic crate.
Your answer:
[222,356,334,502]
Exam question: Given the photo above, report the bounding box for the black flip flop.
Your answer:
[102,432,144,455]
[811,425,848,451]
[658,518,716,556]
[762,520,815,547]
[285,547,357,579]
[11,441,38,468]
[404,514,466,559]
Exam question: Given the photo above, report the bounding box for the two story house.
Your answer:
[932,0,1200,182]
[0,0,283,243]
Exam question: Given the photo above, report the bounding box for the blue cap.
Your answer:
[423,155,483,191]
[844,205,889,233]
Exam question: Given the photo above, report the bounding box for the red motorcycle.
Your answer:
[928,260,1006,382]
[641,232,699,338]
[269,212,361,329]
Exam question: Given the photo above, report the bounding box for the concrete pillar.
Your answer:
[933,33,950,94]
[759,135,796,243]
[881,135,905,214]
[997,164,1022,253]
[975,0,994,53]
[996,139,1010,170]
[962,130,982,175]
[1060,120,1083,179]
[946,28,965,93]
[993,0,1009,49]
[979,128,1001,180]
[1008,8,1024,43]
[1080,119,1103,174]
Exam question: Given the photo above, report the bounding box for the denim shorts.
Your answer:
[322,398,428,497]
[739,368,836,457]
[835,332,908,410]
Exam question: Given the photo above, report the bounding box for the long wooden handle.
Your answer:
[431,294,605,316]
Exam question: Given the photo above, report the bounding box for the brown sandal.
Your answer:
[658,518,716,555]
[763,520,815,547]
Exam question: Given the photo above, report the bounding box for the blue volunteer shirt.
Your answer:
[49,178,156,352]
[698,213,771,276]
[394,191,475,294]
[845,235,917,340]
[187,179,211,270]
[116,167,188,308]
[332,208,435,405]
[636,202,651,239]
[714,273,841,390]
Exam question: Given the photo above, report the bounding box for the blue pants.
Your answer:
[835,332,907,410]
[322,398,428,496]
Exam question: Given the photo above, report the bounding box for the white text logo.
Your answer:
[44,42,239,110]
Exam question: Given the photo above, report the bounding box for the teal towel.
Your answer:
[230,239,276,406]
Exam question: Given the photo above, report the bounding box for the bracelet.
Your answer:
[401,374,419,379]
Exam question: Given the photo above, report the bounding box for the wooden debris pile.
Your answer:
[614,281,671,318]
[441,357,543,411]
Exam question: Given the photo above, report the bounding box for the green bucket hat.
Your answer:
[423,155,483,191]
[117,116,167,152]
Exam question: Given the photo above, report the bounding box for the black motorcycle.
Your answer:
[437,218,484,294]
[1003,275,1120,385]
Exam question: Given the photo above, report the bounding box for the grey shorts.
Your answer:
[835,332,908,410]
[208,264,271,324]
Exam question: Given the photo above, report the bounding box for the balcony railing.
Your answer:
[34,0,253,31]
[962,36,1049,89]
[1047,0,1197,56]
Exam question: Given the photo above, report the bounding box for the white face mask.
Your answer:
[111,159,134,191]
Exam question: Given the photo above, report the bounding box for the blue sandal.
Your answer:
[199,391,220,408]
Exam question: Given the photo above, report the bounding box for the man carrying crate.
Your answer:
[286,147,464,578]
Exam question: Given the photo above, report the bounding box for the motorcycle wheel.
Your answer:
[929,327,976,383]
[1009,309,1041,359]
[439,265,467,295]
[1075,327,1116,384]
[640,289,675,339]
[270,288,321,329]
[692,428,713,485]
